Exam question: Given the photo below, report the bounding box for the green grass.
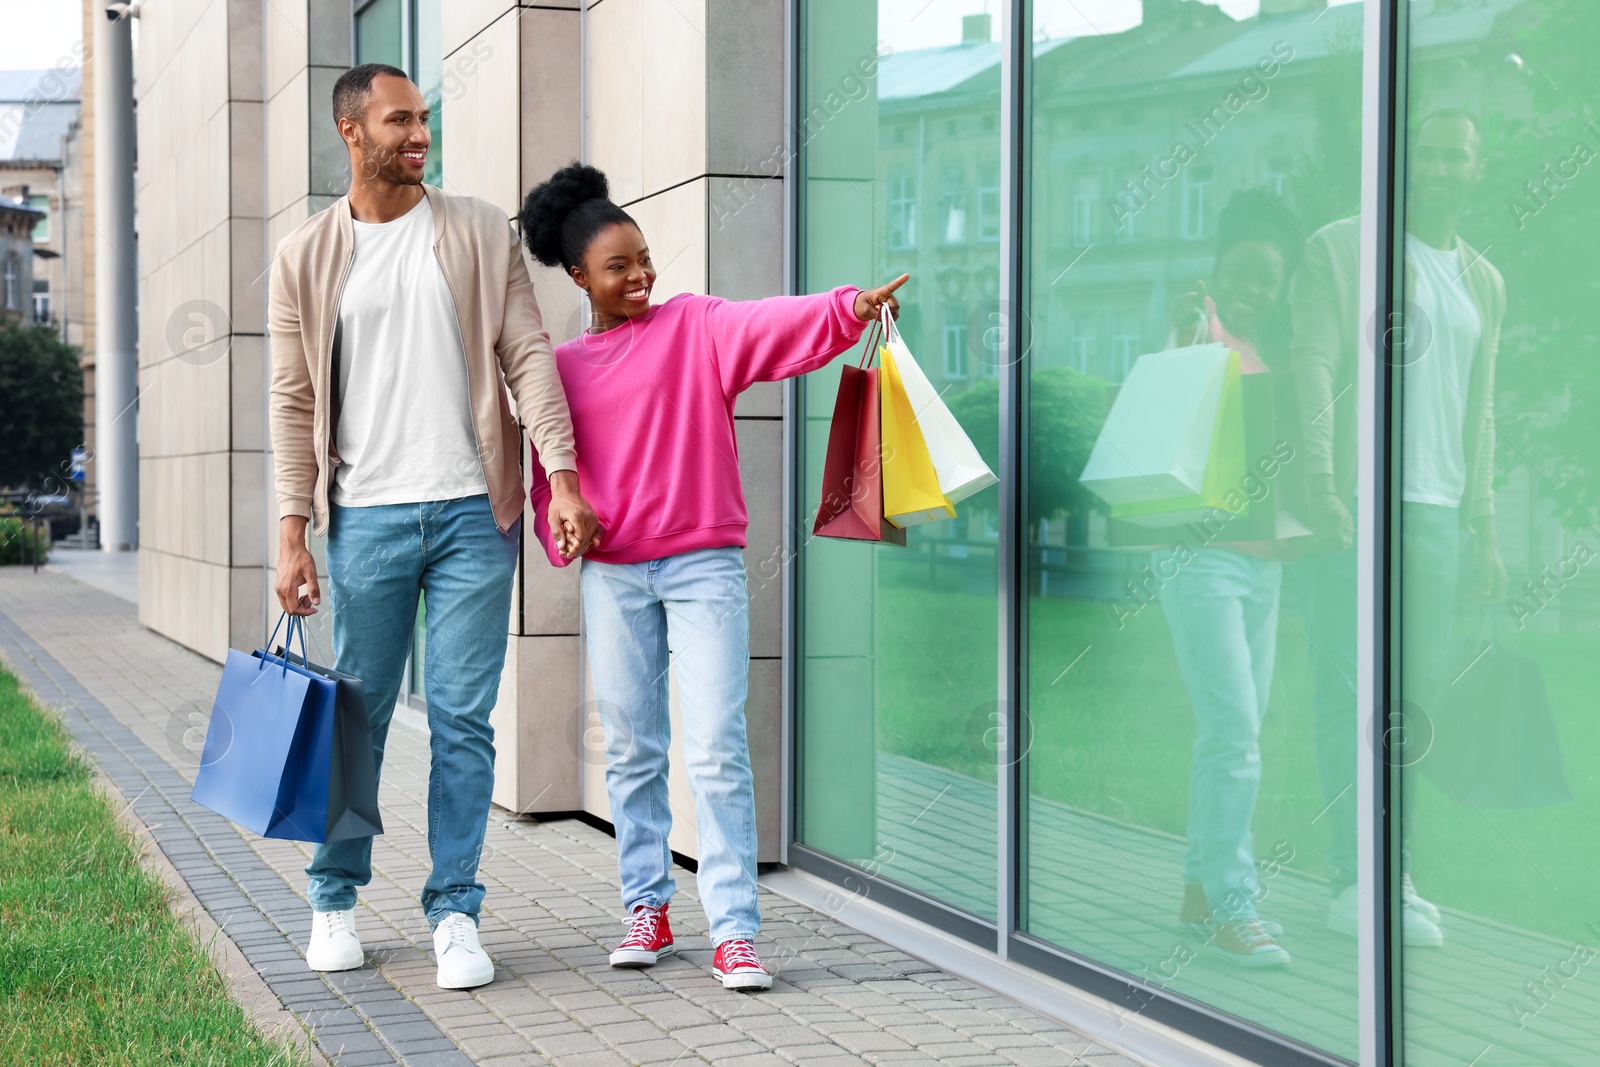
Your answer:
[870,583,1600,941]
[0,668,307,1067]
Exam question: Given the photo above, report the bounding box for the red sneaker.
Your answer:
[610,903,674,967]
[712,939,772,991]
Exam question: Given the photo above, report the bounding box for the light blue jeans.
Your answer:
[306,494,519,927]
[1157,547,1283,922]
[580,546,760,947]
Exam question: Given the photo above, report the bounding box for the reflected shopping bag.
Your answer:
[880,342,956,528]
[1096,347,1248,528]
[878,307,997,505]
[813,317,905,545]
[1080,343,1237,509]
[190,614,383,842]
[1419,615,1572,809]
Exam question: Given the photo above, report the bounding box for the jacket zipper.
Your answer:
[323,244,355,520]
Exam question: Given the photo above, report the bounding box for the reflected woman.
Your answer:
[1160,192,1305,967]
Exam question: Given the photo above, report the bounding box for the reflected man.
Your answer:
[1289,109,1505,947]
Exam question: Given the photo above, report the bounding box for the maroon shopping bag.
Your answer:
[813,320,906,545]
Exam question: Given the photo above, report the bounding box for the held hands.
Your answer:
[547,469,602,560]
[854,274,910,322]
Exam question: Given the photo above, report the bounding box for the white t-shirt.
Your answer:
[1401,234,1481,508]
[331,196,488,506]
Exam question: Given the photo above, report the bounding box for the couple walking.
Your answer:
[268,65,904,991]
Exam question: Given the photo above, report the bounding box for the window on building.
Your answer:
[1261,158,1288,198]
[941,167,967,244]
[32,279,48,323]
[1067,310,1096,374]
[28,195,49,241]
[888,173,916,250]
[1111,310,1143,381]
[1072,173,1098,246]
[3,255,18,310]
[977,163,1000,241]
[1181,164,1212,240]
[943,306,968,380]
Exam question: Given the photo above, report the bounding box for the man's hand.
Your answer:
[547,470,601,560]
[854,274,910,321]
[1471,517,1509,602]
[276,516,321,615]
[1307,493,1353,554]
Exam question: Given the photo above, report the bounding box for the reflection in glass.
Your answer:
[1024,0,1362,1057]
[1400,3,1600,1064]
[354,0,403,70]
[416,0,443,187]
[798,0,1001,919]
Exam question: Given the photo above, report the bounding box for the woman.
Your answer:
[521,163,906,991]
[1160,192,1304,967]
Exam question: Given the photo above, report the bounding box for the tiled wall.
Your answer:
[135,0,272,660]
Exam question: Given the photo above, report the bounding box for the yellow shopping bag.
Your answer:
[880,343,956,528]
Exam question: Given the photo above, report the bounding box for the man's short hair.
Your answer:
[1417,107,1483,154]
[332,63,411,127]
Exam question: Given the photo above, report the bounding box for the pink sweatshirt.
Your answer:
[528,286,865,567]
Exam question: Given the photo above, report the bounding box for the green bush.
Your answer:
[0,516,49,566]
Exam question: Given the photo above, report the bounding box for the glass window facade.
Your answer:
[794,2,1600,1063]
[1397,3,1600,1064]
[797,0,1001,923]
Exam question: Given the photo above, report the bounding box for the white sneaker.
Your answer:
[307,909,363,972]
[1327,884,1444,946]
[1401,874,1442,924]
[434,913,494,989]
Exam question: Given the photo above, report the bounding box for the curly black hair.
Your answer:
[519,162,639,271]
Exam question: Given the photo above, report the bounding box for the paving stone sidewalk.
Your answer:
[0,567,1141,1067]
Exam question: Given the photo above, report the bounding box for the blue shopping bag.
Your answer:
[190,614,372,842]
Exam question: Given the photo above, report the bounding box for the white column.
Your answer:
[93,10,138,552]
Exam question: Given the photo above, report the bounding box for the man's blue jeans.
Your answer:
[1303,501,1459,896]
[1158,547,1283,922]
[580,546,761,947]
[306,494,519,926]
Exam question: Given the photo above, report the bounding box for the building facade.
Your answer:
[123,1,1600,1064]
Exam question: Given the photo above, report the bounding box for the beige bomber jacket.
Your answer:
[268,186,577,536]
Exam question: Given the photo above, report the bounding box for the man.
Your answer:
[1289,108,1506,947]
[269,64,599,990]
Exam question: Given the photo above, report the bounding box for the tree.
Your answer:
[0,321,83,490]
[945,366,1109,530]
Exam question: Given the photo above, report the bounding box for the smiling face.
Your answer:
[1408,114,1484,226]
[1211,239,1285,343]
[571,222,655,326]
[341,74,430,187]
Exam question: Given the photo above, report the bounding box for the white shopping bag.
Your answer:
[880,308,998,505]
[1079,343,1231,507]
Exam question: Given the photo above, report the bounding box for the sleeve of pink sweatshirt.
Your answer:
[704,285,866,399]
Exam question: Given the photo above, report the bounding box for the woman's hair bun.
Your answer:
[520,162,634,270]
